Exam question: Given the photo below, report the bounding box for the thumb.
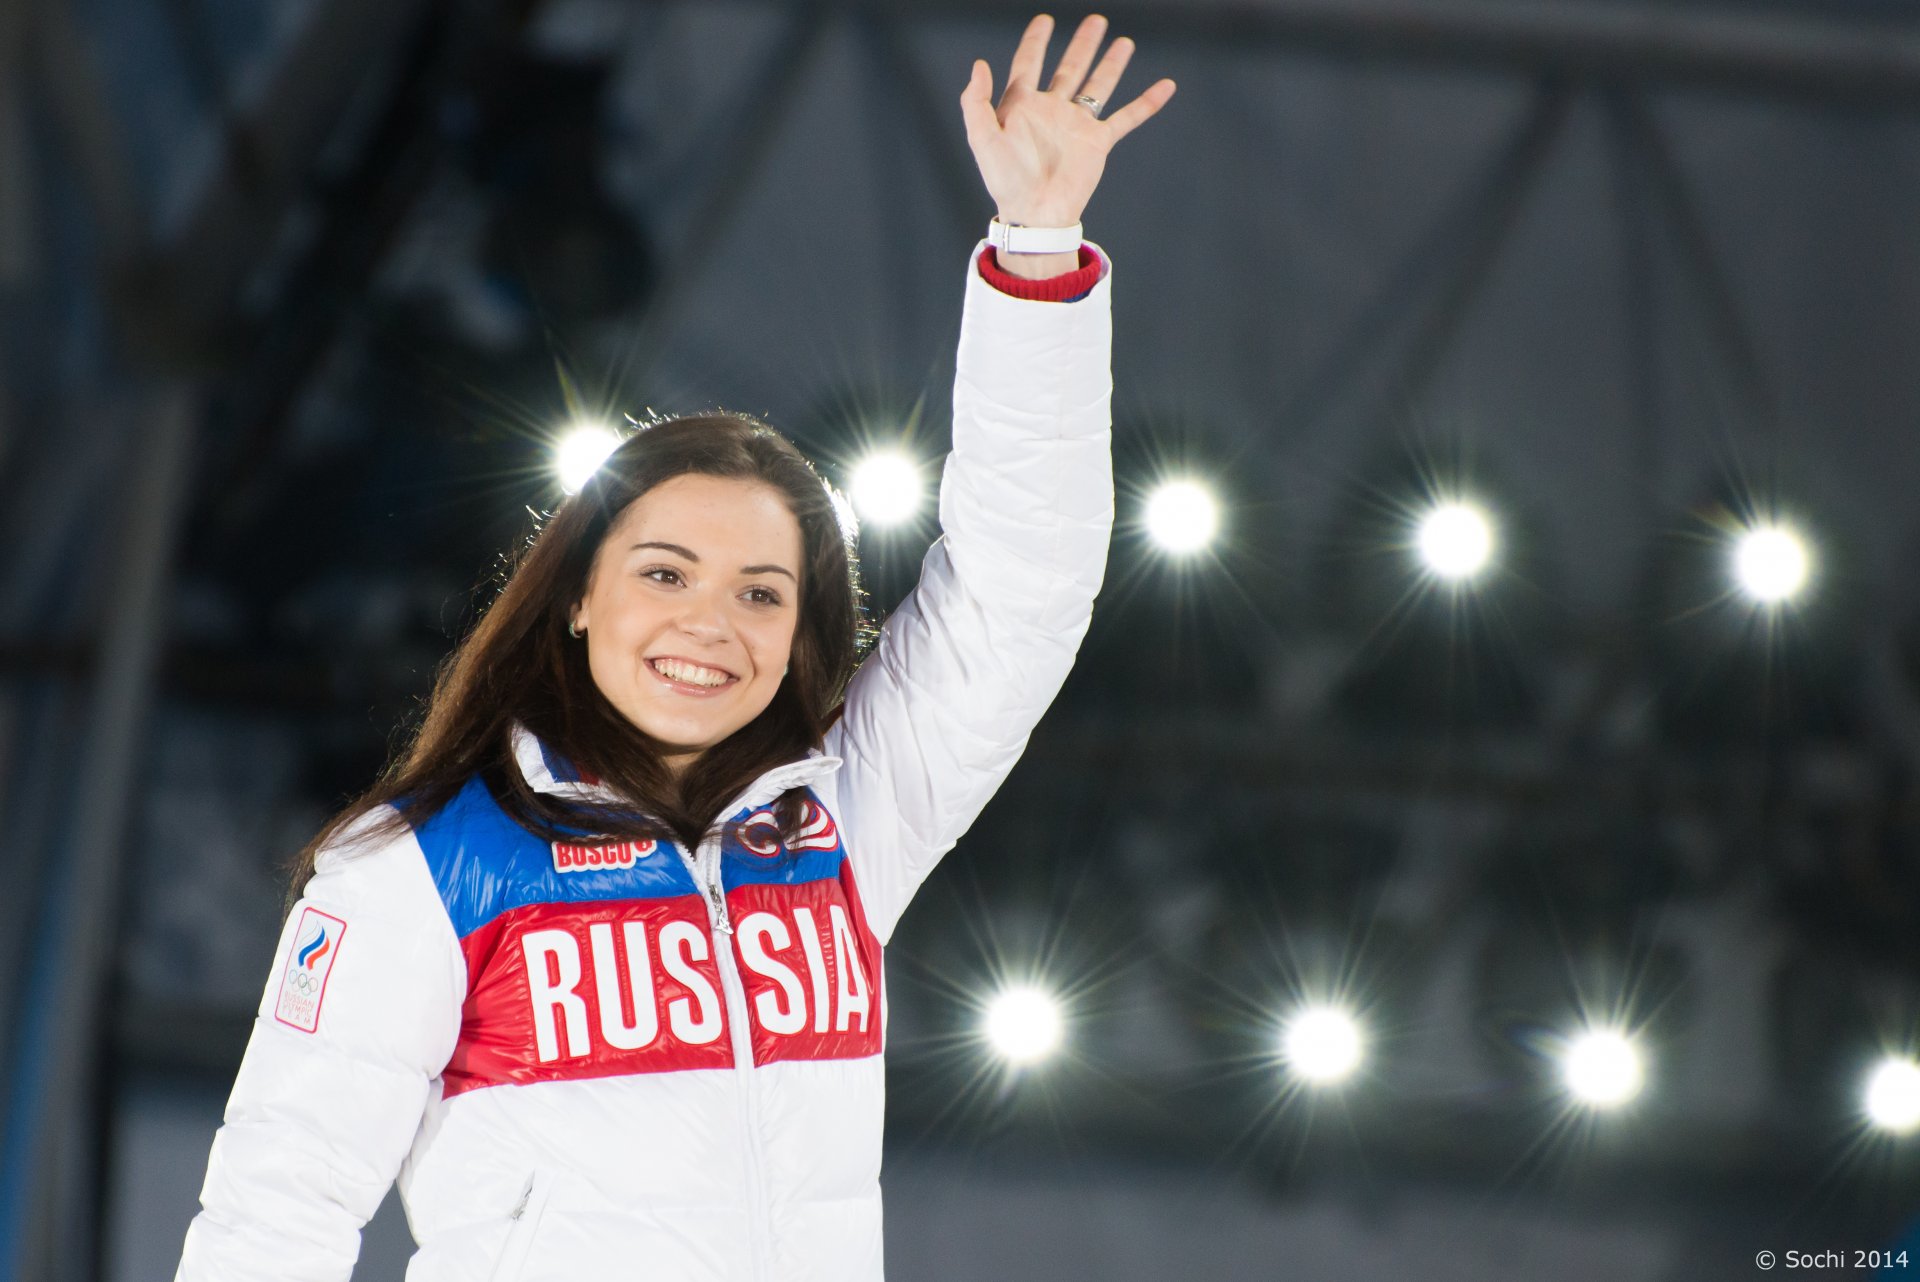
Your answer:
[958,58,996,139]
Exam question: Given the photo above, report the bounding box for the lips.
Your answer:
[646,656,739,692]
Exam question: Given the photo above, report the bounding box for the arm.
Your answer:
[824,14,1174,940]
[828,237,1114,941]
[174,814,465,1281]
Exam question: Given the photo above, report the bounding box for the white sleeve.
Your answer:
[825,241,1114,942]
[174,811,465,1281]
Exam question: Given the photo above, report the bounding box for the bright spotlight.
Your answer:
[1732,523,1811,604]
[1143,479,1219,554]
[1281,1004,1366,1086]
[1415,500,1495,581]
[848,451,923,527]
[1561,1027,1645,1108]
[1864,1056,1920,1134]
[555,422,623,493]
[983,985,1064,1067]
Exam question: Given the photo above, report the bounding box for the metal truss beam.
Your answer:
[0,383,201,1282]
[875,0,1920,108]
[197,0,545,520]
[1272,79,1572,439]
[123,0,437,353]
[606,7,833,394]
[1608,90,1784,438]
[27,0,145,268]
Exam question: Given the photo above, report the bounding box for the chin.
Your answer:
[631,710,748,757]
[614,685,777,760]
[638,722,724,755]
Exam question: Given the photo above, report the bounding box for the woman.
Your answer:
[175,13,1173,1280]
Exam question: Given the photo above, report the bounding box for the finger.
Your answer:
[1075,33,1134,111]
[1046,13,1110,97]
[959,59,999,141]
[1006,13,1054,93]
[1103,77,1176,143]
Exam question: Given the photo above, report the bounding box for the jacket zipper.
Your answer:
[679,835,770,1280]
[485,1169,550,1282]
[668,765,835,1278]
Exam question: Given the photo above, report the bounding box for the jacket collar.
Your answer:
[509,723,842,817]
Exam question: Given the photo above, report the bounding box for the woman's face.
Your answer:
[570,473,804,776]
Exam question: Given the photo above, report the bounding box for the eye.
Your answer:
[641,566,684,586]
[744,586,784,607]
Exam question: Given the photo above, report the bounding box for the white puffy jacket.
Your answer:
[174,241,1114,1281]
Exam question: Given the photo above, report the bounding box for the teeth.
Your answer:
[654,658,730,687]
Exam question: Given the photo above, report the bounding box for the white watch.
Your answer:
[986,217,1083,255]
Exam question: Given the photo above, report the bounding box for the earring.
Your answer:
[568,620,583,639]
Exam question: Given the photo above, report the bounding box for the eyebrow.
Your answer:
[629,540,797,582]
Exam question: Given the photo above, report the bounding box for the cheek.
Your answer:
[598,583,667,642]
[751,614,800,670]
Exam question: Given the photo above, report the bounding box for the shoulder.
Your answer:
[307,801,441,917]
[312,802,410,872]
[288,802,463,1000]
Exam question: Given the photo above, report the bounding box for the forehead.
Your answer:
[608,473,801,554]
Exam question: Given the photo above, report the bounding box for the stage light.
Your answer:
[1864,1056,1920,1135]
[1415,500,1495,581]
[1561,1027,1645,1108]
[848,451,924,527]
[1144,479,1219,554]
[983,985,1065,1067]
[1280,1004,1366,1086]
[555,422,622,493]
[1733,523,1811,604]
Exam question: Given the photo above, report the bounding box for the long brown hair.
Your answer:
[282,412,873,912]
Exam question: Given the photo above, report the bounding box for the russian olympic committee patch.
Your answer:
[274,907,347,1033]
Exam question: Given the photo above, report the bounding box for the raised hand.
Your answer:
[959,13,1176,230]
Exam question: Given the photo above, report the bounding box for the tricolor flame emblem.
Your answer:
[297,925,332,970]
[738,799,839,857]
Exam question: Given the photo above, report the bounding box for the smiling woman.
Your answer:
[175,12,1173,1282]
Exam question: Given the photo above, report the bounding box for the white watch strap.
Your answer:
[986,217,1083,255]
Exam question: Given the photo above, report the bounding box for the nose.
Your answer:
[673,588,731,643]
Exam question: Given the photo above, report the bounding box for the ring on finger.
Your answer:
[1071,94,1103,114]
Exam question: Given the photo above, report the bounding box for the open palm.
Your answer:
[960,13,1176,228]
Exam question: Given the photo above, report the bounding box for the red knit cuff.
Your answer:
[975,244,1104,301]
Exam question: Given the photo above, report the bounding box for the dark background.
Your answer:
[5,0,1920,1278]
